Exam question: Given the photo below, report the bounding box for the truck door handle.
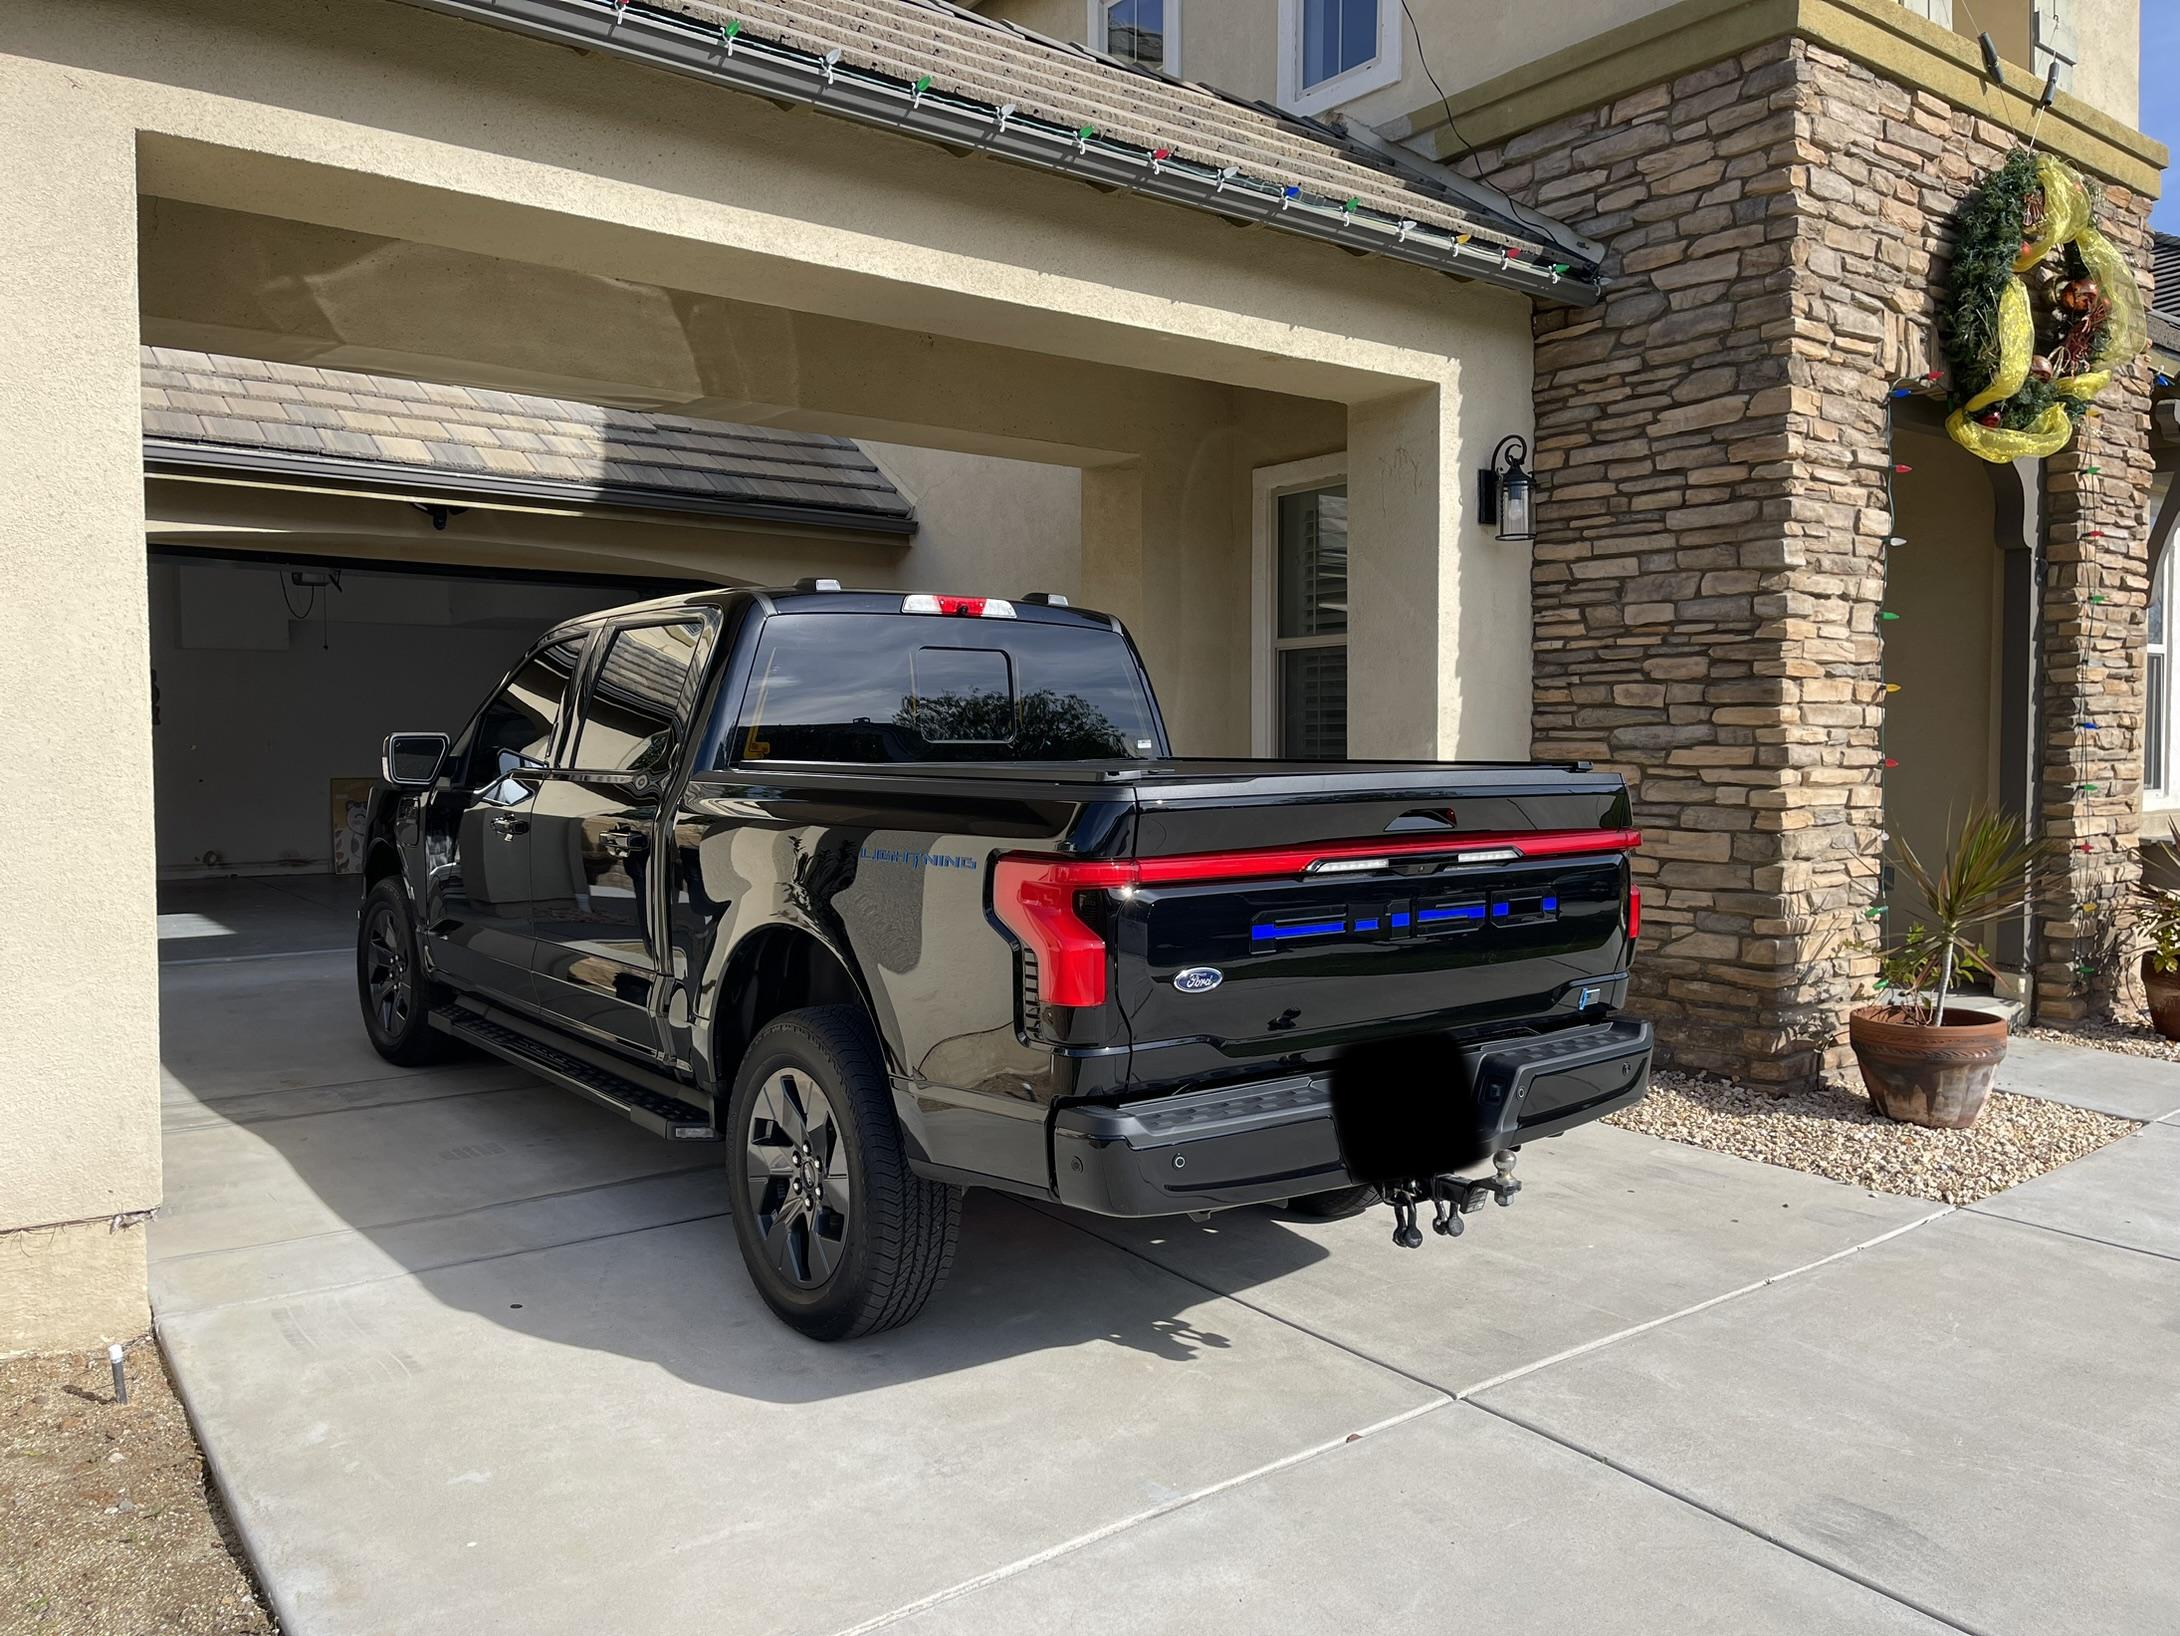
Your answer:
[602,826,648,859]
[491,814,530,838]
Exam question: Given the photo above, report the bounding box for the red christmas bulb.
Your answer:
[1883,757,1900,769]
[1893,463,1913,474]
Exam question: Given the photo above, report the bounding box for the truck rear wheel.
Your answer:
[1285,1184,1380,1219]
[725,1005,961,1341]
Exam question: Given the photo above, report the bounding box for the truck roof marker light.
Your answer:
[903,594,1015,618]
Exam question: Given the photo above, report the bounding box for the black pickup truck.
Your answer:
[359,584,1649,1339]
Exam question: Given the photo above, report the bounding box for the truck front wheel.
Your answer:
[725,1006,961,1341]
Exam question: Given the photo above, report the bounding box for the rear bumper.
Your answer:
[1050,1018,1652,1217]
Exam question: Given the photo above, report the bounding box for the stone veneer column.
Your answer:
[1463,37,2158,1083]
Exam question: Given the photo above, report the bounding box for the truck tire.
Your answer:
[725,1005,961,1341]
[357,878,456,1066]
[1285,1184,1381,1219]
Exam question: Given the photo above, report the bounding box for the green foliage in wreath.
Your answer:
[1941,150,2040,403]
[1940,149,2110,437]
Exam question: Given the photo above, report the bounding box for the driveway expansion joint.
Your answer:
[822,1396,1454,1636]
[1465,1398,1989,1636]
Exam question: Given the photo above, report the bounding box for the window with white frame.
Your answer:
[1093,0,1175,73]
[1253,457,1349,758]
[2149,541,2173,805]
[1278,0,1400,113]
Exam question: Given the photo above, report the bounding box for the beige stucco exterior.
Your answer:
[0,0,1538,1350]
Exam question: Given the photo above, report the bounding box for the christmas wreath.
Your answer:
[1940,150,2146,462]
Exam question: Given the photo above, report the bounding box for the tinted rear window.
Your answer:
[729,612,1159,765]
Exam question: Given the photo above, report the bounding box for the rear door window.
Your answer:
[568,618,706,774]
[468,635,585,780]
[731,612,1158,765]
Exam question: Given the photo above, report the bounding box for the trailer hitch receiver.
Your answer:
[1386,1150,1519,1248]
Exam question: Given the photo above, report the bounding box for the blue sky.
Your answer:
[2148,6,2178,231]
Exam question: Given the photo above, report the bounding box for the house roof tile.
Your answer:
[140,346,914,528]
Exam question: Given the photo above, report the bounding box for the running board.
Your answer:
[437,1010,721,1141]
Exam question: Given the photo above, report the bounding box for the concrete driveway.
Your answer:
[154,879,2179,1636]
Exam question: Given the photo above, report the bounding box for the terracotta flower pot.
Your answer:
[1847,1005,2009,1129]
[2142,956,2180,1042]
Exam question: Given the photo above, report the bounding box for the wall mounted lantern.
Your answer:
[1478,434,1536,542]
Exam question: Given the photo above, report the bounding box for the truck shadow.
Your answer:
[159,1022,1336,1404]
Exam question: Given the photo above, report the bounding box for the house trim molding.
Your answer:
[1387,0,2166,195]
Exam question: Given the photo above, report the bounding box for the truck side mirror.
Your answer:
[382,732,450,787]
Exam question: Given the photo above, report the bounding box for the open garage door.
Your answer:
[149,548,679,890]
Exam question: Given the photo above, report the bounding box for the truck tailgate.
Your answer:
[1112,764,1636,1071]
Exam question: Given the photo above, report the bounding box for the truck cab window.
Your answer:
[570,619,705,773]
[731,612,1158,765]
[467,636,584,783]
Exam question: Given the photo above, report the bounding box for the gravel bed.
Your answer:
[1608,1068,2137,1204]
[2018,1003,2180,1063]
[2,1337,276,1635]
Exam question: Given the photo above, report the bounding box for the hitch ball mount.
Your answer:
[1385,1150,1520,1248]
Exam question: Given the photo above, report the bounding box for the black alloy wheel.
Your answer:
[724,1006,960,1340]
[356,878,453,1066]
[743,1069,852,1289]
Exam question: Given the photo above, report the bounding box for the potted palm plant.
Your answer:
[2133,840,2180,1040]
[1850,806,2050,1129]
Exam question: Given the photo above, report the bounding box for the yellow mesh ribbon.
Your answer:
[1946,158,2146,464]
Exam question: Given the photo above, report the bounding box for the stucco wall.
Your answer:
[860,443,1084,606]
[0,65,160,1343]
[1884,425,2002,915]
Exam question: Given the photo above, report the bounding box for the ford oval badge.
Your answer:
[1173,966,1224,994]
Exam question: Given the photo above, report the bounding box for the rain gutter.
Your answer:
[392,0,1606,305]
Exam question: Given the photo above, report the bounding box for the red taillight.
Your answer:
[992,856,1133,1008]
[1628,885,1642,941]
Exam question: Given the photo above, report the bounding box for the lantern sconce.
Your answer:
[1478,434,1536,542]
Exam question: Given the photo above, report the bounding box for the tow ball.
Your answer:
[1386,1150,1520,1248]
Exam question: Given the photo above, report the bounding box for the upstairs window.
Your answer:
[1301,0,1376,88]
[1096,0,1175,73]
[1279,0,1399,115]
